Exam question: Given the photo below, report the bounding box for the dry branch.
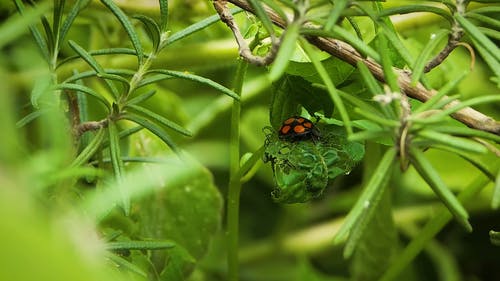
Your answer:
[221,0,500,134]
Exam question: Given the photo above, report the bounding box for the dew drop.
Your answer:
[364,200,370,208]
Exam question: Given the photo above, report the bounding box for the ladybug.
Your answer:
[278,116,320,141]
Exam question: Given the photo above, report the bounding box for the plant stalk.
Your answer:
[227,59,247,281]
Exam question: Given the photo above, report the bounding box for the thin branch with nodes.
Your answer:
[217,0,500,135]
[213,0,280,66]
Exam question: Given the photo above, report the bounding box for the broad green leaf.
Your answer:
[410,147,471,231]
[159,246,196,281]
[269,75,302,129]
[285,56,355,86]
[274,74,334,121]
[100,0,143,65]
[137,159,223,278]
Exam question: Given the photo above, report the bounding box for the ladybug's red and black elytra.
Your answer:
[278,116,320,141]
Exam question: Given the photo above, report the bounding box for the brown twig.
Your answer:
[224,0,500,134]
[75,119,108,138]
[212,0,280,66]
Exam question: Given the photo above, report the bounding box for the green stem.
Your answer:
[227,59,247,281]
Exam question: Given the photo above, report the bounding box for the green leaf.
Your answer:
[414,71,468,114]
[324,0,349,30]
[248,0,275,36]
[16,110,46,128]
[410,147,471,231]
[139,158,223,260]
[377,30,399,91]
[0,189,119,281]
[71,128,106,168]
[108,121,129,215]
[378,5,452,22]
[158,0,169,31]
[356,61,383,96]
[286,56,355,86]
[106,240,175,250]
[122,113,180,154]
[490,230,500,246]
[380,173,492,281]
[164,8,243,46]
[52,0,65,51]
[59,0,90,46]
[269,21,300,81]
[68,40,121,99]
[126,89,156,105]
[106,253,147,278]
[334,148,397,245]
[40,15,55,56]
[56,83,110,110]
[411,29,449,85]
[146,69,240,100]
[418,130,488,154]
[58,48,140,68]
[350,187,398,280]
[492,169,500,209]
[301,39,353,135]
[159,246,196,281]
[134,14,161,51]
[126,104,192,137]
[271,74,334,123]
[12,0,50,63]
[100,0,143,65]
[0,2,50,49]
[456,14,500,62]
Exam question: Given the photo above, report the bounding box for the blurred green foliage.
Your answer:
[0,1,499,281]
